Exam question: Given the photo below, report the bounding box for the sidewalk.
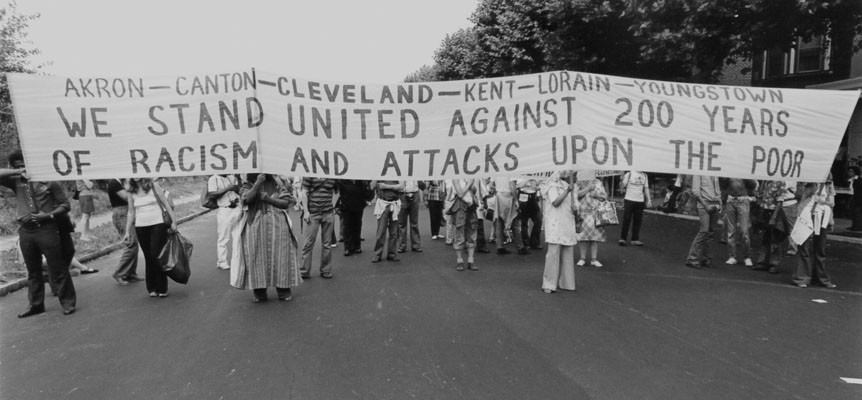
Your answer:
[0,194,202,255]
[643,208,862,245]
[0,194,208,297]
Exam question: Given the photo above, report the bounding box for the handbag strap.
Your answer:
[151,182,172,223]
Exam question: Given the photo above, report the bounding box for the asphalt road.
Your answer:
[1,209,860,400]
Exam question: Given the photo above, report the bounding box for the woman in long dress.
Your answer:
[540,170,578,293]
[232,174,302,302]
[576,178,608,267]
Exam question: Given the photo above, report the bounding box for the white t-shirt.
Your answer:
[133,191,163,227]
[623,171,648,202]
[208,175,240,207]
[493,177,516,194]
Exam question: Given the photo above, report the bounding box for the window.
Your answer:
[753,35,830,81]
[766,48,787,77]
[796,36,826,73]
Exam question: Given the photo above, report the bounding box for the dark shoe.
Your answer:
[80,268,99,274]
[412,248,423,253]
[17,305,45,318]
[517,248,531,255]
[530,245,543,250]
[63,307,76,315]
[476,248,491,253]
[497,248,511,255]
[320,272,333,279]
[252,296,268,303]
[456,262,465,271]
[685,261,702,269]
[114,276,130,286]
[125,276,143,282]
[371,256,382,263]
[750,264,769,271]
[301,272,311,279]
[387,256,400,262]
[767,267,779,274]
[468,262,478,271]
[354,249,362,254]
[701,261,714,269]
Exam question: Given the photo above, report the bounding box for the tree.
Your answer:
[1,2,42,158]
[432,28,495,80]
[403,65,440,83]
[422,0,862,84]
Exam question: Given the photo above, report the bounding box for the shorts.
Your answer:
[78,195,95,214]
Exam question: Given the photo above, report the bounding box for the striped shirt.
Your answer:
[426,180,444,201]
[302,178,337,214]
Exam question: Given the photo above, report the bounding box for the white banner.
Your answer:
[8,70,859,181]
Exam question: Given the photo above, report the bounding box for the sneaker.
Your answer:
[796,283,808,288]
[725,257,737,265]
[431,235,438,240]
[517,248,531,255]
[149,292,158,297]
[330,243,338,248]
[743,258,753,267]
[217,265,230,270]
[576,259,586,267]
[631,241,643,246]
[590,260,603,268]
[824,283,837,289]
[157,292,169,298]
[497,248,511,255]
[618,239,627,246]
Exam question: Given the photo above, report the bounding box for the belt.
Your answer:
[727,195,748,201]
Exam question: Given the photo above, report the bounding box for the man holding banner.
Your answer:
[685,175,722,269]
[1,150,77,317]
[516,178,543,250]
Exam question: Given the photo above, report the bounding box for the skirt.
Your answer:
[233,209,302,290]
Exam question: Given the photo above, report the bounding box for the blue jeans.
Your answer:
[686,203,720,264]
[301,212,334,275]
[725,199,751,259]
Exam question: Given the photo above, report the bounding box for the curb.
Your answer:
[643,209,862,245]
[0,208,211,298]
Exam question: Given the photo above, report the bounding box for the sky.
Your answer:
[17,0,478,83]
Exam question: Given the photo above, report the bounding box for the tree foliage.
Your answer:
[0,1,42,155]
[411,0,862,83]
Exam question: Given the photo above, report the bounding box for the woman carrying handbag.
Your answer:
[576,174,609,267]
[124,178,178,298]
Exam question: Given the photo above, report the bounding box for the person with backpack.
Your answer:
[206,174,241,270]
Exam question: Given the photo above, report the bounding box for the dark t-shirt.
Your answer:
[377,180,401,202]
[107,179,128,207]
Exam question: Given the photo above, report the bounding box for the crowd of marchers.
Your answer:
[1,146,852,317]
